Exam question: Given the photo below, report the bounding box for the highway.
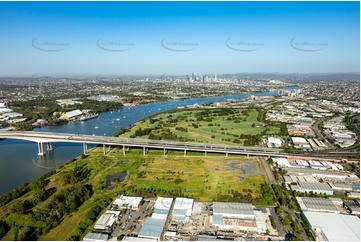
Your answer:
[0,131,357,160]
[0,131,284,157]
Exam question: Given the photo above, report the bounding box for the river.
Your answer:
[0,90,291,195]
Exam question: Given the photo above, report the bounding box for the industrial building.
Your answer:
[288,175,318,183]
[56,98,83,107]
[59,109,83,120]
[296,197,339,213]
[273,158,291,168]
[138,218,167,241]
[283,167,350,180]
[211,215,258,232]
[211,202,268,233]
[273,157,332,170]
[213,202,255,220]
[83,232,109,241]
[303,211,360,241]
[290,182,334,195]
[253,210,268,233]
[112,195,143,210]
[152,197,173,220]
[329,182,355,192]
[264,137,283,148]
[290,136,312,150]
[288,125,315,138]
[94,210,121,233]
[172,197,194,222]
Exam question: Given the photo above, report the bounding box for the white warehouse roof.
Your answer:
[296,197,339,213]
[172,197,194,222]
[267,137,283,145]
[65,109,83,118]
[153,197,173,220]
[273,157,290,167]
[83,232,109,241]
[291,137,308,144]
[94,210,120,231]
[173,198,194,215]
[112,195,143,209]
[213,202,254,219]
[138,218,166,241]
[154,197,173,210]
[304,211,360,241]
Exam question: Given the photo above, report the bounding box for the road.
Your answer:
[312,118,335,149]
[258,156,276,185]
[257,157,286,237]
[258,156,309,240]
[1,131,356,160]
[348,115,360,135]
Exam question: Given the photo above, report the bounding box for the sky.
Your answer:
[0,1,359,76]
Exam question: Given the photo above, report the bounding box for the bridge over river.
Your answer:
[0,131,356,162]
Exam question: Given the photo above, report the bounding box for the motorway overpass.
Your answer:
[0,131,354,161]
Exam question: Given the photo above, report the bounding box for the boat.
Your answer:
[94,126,99,129]
[80,113,99,121]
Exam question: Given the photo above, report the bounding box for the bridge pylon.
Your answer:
[83,143,88,155]
[46,142,53,151]
[38,142,45,156]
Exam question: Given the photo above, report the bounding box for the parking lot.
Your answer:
[111,200,155,239]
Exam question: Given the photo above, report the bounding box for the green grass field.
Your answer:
[0,146,267,241]
[1,108,278,240]
[120,108,280,145]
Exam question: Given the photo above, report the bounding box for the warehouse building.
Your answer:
[112,195,143,210]
[138,217,167,241]
[211,202,268,233]
[284,167,348,179]
[290,182,334,195]
[59,109,83,120]
[328,197,343,206]
[254,210,268,233]
[172,197,194,222]
[83,232,109,241]
[265,137,283,148]
[94,210,121,233]
[304,211,360,241]
[290,136,312,150]
[273,158,291,168]
[213,202,255,220]
[296,197,339,213]
[211,215,258,232]
[152,197,173,220]
[329,182,355,192]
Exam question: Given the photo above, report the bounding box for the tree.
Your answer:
[282,218,291,227]
[0,221,10,239]
[15,226,36,241]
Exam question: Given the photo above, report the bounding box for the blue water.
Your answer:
[0,89,292,195]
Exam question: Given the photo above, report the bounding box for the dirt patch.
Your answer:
[187,131,201,138]
[237,161,259,182]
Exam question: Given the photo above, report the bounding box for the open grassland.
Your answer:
[120,108,281,145]
[0,145,270,241]
[119,149,264,202]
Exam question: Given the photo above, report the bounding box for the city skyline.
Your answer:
[0,1,359,76]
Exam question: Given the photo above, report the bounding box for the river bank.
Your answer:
[0,89,293,195]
